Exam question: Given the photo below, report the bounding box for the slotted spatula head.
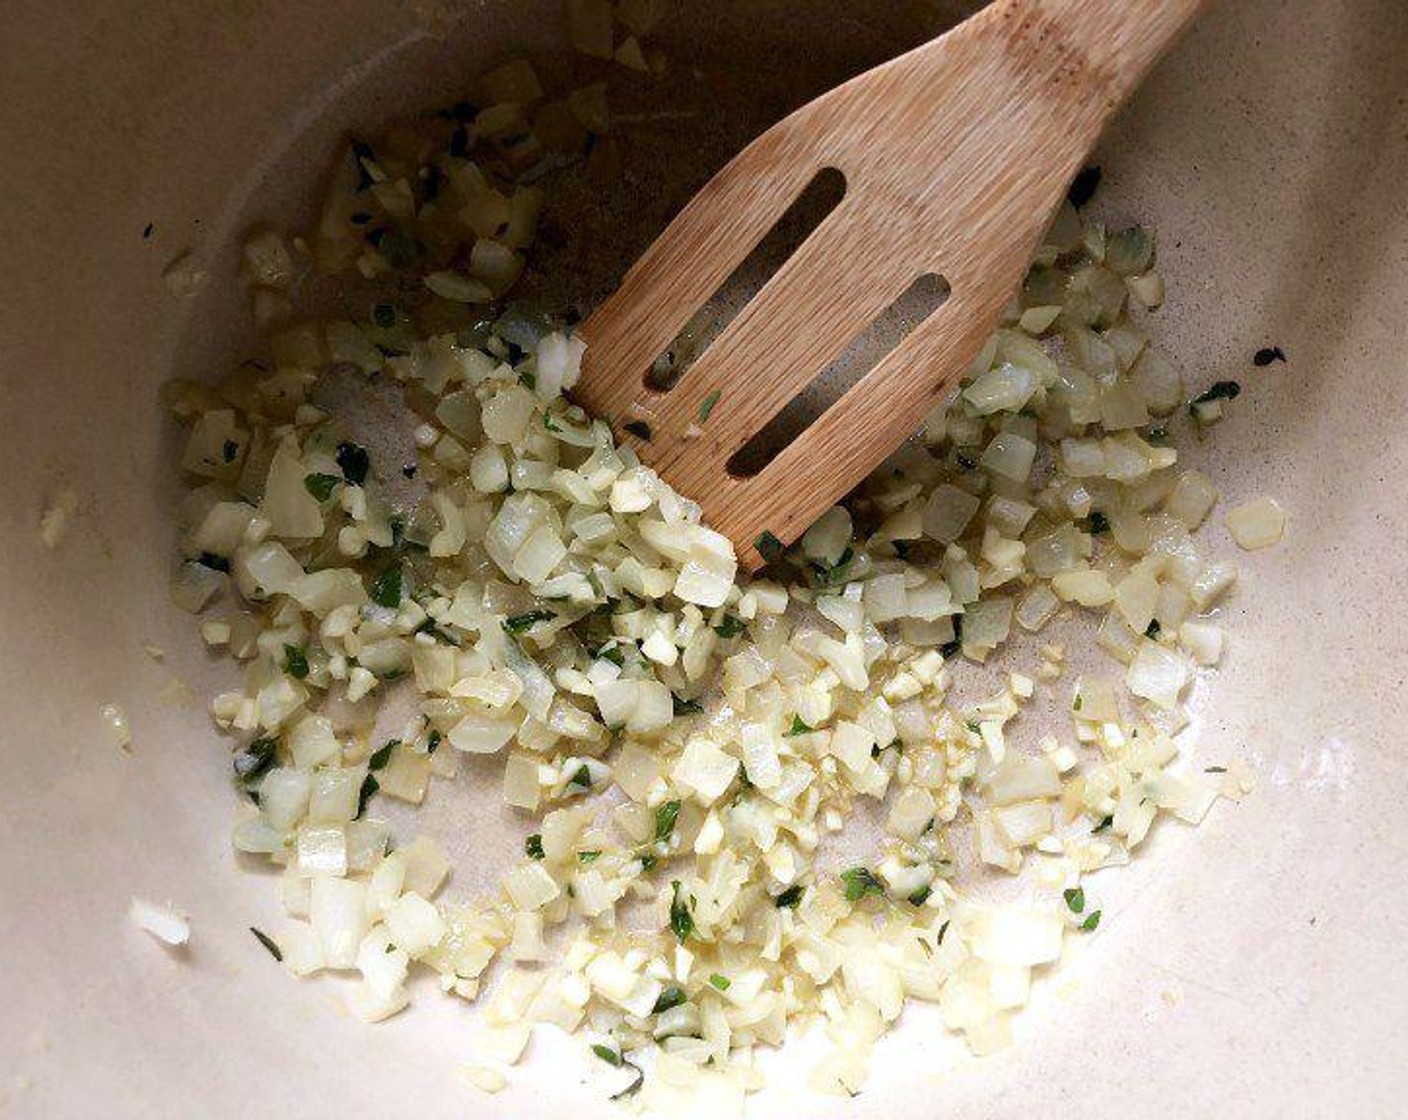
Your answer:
[572,0,1203,569]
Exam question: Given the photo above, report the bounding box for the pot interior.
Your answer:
[2,1,1408,1116]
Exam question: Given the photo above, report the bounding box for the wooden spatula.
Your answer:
[572,0,1203,570]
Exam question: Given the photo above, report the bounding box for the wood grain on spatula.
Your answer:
[572,0,1204,570]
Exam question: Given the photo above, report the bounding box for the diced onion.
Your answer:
[168,100,1260,1100]
[450,711,519,754]
[969,908,1064,967]
[130,898,191,946]
[1225,497,1286,550]
[922,484,980,544]
[979,432,1036,482]
[1126,639,1189,710]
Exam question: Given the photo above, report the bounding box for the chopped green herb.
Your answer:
[426,729,442,754]
[335,441,370,485]
[303,473,341,501]
[233,737,277,790]
[250,927,283,962]
[596,645,625,667]
[544,415,562,432]
[610,1061,645,1101]
[1190,380,1241,409]
[568,763,593,789]
[355,774,378,818]
[639,853,658,871]
[1067,164,1102,208]
[654,799,682,843]
[811,546,854,587]
[652,985,686,1014]
[369,564,403,608]
[518,371,536,390]
[503,609,556,634]
[712,615,746,639]
[937,919,951,944]
[785,715,813,737]
[697,389,722,423]
[368,740,398,771]
[282,645,309,680]
[578,850,602,863]
[1147,425,1169,443]
[1073,694,1084,712]
[414,619,461,647]
[591,1044,623,1067]
[753,530,785,564]
[1204,765,1228,774]
[669,881,695,942]
[1080,909,1102,931]
[965,720,981,734]
[1063,886,1086,913]
[1144,618,1161,639]
[671,693,703,716]
[840,866,884,903]
[525,833,545,859]
[622,419,652,441]
[1092,814,1114,833]
[709,973,731,992]
[774,884,804,909]
[592,596,620,617]
[1253,346,1286,366]
[1084,511,1110,535]
[907,884,932,907]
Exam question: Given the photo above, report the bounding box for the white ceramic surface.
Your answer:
[2,1,1407,1117]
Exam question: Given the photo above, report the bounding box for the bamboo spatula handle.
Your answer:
[574,0,1206,569]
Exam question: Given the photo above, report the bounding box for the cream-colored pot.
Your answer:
[2,1,1406,1116]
